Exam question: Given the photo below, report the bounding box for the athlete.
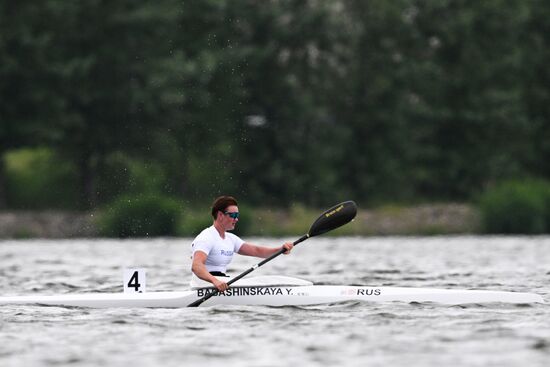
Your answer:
[191,195,293,292]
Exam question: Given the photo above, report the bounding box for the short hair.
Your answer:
[211,196,238,219]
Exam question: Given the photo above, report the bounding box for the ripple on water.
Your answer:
[1,237,549,367]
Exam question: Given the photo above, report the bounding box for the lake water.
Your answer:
[0,236,549,367]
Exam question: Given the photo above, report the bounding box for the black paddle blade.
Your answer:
[308,201,357,237]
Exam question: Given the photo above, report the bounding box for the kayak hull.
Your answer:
[0,285,544,308]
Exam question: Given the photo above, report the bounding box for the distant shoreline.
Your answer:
[0,203,479,239]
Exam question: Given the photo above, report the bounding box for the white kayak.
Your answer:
[0,276,544,308]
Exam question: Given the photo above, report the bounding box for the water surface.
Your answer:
[1,237,549,367]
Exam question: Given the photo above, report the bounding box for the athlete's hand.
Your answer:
[212,278,229,292]
[282,242,294,255]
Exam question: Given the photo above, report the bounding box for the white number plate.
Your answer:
[123,268,147,293]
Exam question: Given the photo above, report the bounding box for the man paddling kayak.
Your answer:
[191,196,293,292]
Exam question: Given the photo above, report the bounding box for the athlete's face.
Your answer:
[220,205,239,231]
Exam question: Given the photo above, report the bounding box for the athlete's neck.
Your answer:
[213,222,225,239]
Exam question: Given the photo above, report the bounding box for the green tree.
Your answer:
[45,1,185,208]
[522,0,550,179]
[2,0,550,211]
[0,1,66,207]
[338,0,533,203]
[412,0,532,198]
[209,0,353,206]
[335,0,426,204]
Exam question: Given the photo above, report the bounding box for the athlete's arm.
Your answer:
[238,242,293,258]
[191,251,228,292]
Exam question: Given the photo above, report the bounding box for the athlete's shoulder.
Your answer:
[193,225,216,241]
[226,231,243,243]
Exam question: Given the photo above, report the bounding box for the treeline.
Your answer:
[1,0,549,211]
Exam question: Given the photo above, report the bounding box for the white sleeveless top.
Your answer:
[191,226,244,273]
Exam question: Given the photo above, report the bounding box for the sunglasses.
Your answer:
[223,211,240,219]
